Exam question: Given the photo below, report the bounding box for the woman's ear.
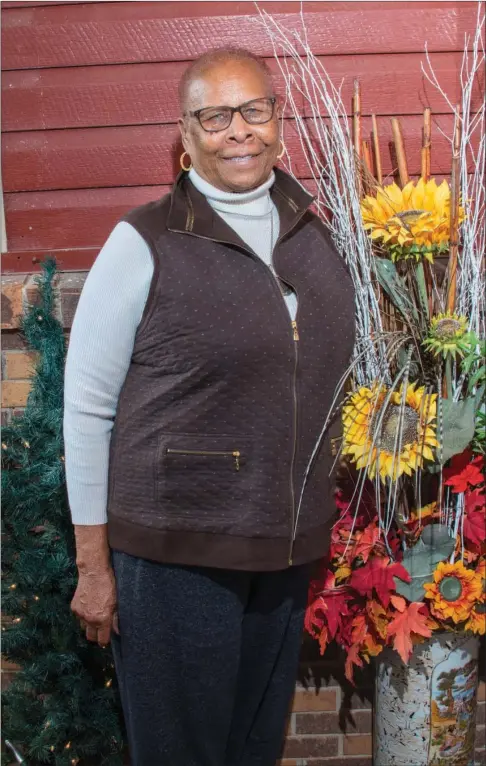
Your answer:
[178,117,189,150]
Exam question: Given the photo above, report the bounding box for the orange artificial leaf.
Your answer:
[345,643,364,684]
[363,632,384,657]
[366,599,388,639]
[390,594,407,612]
[350,614,368,645]
[353,521,382,563]
[335,563,352,582]
[387,602,433,663]
[318,625,329,656]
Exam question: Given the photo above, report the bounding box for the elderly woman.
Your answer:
[64,48,355,766]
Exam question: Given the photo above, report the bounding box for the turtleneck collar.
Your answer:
[188,167,275,218]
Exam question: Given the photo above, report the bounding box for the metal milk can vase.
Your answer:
[374,632,480,766]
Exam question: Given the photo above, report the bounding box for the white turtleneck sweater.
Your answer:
[64,169,298,525]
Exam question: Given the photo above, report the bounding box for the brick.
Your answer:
[343,733,373,756]
[1,658,21,672]
[1,380,31,408]
[1,671,17,692]
[1,410,11,426]
[1,276,25,329]
[281,735,339,759]
[295,709,372,737]
[295,712,340,735]
[4,351,37,380]
[292,686,338,712]
[475,725,485,750]
[477,702,485,726]
[59,272,87,328]
[1,332,27,350]
[479,681,486,703]
[343,688,373,710]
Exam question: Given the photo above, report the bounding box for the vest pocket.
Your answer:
[155,432,254,530]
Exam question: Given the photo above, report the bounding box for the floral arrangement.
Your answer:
[260,4,485,678]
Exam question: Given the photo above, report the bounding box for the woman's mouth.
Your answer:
[222,154,261,165]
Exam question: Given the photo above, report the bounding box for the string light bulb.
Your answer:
[10,583,17,590]
[23,440,30,448]
[34,595,40,601]
[65,741,71,749]
[13,617,22,623]
[105,678,112,688]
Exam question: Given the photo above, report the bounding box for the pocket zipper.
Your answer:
[166,448,241,471]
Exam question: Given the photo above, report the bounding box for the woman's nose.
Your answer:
[227,111,253,142]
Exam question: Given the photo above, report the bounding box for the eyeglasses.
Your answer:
[188,97,277,133]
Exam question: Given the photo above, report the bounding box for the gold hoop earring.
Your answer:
[277,141,286,160]
[180,151,192,172]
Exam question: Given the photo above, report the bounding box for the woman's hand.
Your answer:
[71,567,119,646]
[71,523,119,646]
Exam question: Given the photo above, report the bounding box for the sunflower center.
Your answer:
[372,403,419,452]
[395,209,428,226]
[435,318,463,340]
[439,576,463,602]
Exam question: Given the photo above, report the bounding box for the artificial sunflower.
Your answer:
[423,313,471,359]
[360,178,465,262]
[465,606,486,635]
[424,560,482,624]
[342,381,438,482]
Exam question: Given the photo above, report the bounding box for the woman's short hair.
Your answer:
[178,48,274,110]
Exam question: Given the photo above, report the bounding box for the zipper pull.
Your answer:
[233,451,240,471]
[291,321,300,341]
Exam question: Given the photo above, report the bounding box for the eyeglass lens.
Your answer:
[198,98,274,132]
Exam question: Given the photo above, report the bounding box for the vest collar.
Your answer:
[166,167,314,251]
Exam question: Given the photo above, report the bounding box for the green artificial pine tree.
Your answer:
[1,260,125,766]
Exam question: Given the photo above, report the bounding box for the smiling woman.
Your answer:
[64,45,356,766]
[178,48,283,192]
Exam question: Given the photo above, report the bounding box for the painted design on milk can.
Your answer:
[374,633,479,766]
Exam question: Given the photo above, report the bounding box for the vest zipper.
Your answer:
[166,448,241,471]
[288,319,299,565]
[168,214,307,567]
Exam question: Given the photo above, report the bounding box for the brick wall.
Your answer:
[1,272,485,764]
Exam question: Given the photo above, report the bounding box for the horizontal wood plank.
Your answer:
[4,51,484,132]
[3,171,460,257]
[2,2,479,71]
[2,114,477,193]
[4,185,169,251]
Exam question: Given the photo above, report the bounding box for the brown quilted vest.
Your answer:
[107,168,355,570]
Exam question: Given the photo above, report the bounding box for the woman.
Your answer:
[64,48,355,766]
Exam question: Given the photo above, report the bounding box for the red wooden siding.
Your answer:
[1,1,483,273]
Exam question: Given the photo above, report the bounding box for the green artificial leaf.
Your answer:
[414,261,430,322]
[373,258,418,322]
[440,397,476,463]
[396,347,419,379]
[394,524,455,602]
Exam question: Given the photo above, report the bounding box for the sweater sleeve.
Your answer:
[63,221,154,525]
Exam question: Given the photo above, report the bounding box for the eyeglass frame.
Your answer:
[186,96,277,133]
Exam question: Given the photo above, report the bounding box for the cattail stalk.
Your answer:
[391,117,409,187]
[447,106,461,313]
[421,107,431,181]
[371,114,383,185]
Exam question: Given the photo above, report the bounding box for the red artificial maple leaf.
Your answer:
[349,557,411,607]
[353,521,382,563]
[463,504,486,548]
[444,452,484,493]
[387,602,433,663]
[345,642,365,684]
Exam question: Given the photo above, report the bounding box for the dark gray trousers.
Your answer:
[110,550,310,766]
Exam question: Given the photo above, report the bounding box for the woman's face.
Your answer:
[178,60,281,193]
